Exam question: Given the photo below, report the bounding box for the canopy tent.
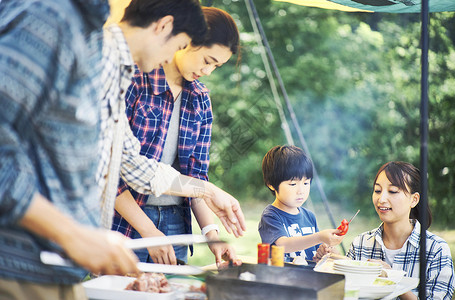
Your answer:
[275,0,455,13]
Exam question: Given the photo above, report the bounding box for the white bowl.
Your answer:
[343,273,379,287]
[357,277,397,299]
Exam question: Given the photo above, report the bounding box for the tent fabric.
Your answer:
[275,0,455,13]
[274,0,372,12]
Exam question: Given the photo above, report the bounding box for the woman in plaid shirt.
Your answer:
[347,162,454,299]
[113,7,241,267]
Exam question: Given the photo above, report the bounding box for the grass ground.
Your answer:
[188,200,455,267]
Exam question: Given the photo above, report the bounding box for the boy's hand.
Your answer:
[318,229,345,246]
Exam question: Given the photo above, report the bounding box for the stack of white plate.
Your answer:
[333,260,382,275]
[333,260,382,287]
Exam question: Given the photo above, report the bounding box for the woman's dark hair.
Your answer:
[193,7,240,55]
[373,161,432,227]
[121,0,207,45]
[262,145,314,196]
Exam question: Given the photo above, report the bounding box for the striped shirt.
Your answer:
[112,66,212,237]
[0,0,108,284]
[347,220,455,299]
[97,24,179,229]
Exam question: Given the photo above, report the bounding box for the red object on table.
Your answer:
[257,243,270,264]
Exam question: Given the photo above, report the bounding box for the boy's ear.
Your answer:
[153,15,174,36]
[267,184,275,192]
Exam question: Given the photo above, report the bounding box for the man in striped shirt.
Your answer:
[0,0,140,299]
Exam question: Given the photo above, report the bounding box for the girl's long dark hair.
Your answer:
[374,161,432,228]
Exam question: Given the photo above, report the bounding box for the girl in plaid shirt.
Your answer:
[113,7,242,267]
[347,162,454,299]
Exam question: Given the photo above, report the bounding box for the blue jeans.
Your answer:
[131,205,188,263]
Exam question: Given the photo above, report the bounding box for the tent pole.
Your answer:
[244,0,295,145]
[244,0,342,251]
[419,0,429,298]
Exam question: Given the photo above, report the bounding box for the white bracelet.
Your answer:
[201,224,219,236]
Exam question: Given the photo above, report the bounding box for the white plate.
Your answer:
[359,278,396,294]
[356,277,419,299]
[334,260,382,270]
[334,266,382,274]
[359,289,393,299]
[342,273,379,287]
[83,275,180,300]
[381,277,419,300]
[358,282,396,298]
[382,269,406,283]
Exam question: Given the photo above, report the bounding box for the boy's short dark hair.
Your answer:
[121,0,207,45]
[262,145,314,196]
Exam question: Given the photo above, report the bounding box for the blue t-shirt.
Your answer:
[258,204,320,262]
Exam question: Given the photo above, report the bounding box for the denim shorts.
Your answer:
[131,205,188,263]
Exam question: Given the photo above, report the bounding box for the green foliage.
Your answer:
[427,13,455,226]
[202,1,455,228]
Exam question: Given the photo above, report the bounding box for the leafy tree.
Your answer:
[201,1,455,227]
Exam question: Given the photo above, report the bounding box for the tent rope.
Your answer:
[244,0,294,145]
[244,0,345,253]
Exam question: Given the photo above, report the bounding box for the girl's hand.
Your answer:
[367,258,391,269]
[313,243,339,262]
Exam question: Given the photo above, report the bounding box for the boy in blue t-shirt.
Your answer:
[258,145,344,263]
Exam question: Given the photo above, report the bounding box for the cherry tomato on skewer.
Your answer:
[336,210,359,236]
[336,219,349,236]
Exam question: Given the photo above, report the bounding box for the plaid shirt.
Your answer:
[97,25,179,229]
[347,220,455,299]
[112,66,212,237]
